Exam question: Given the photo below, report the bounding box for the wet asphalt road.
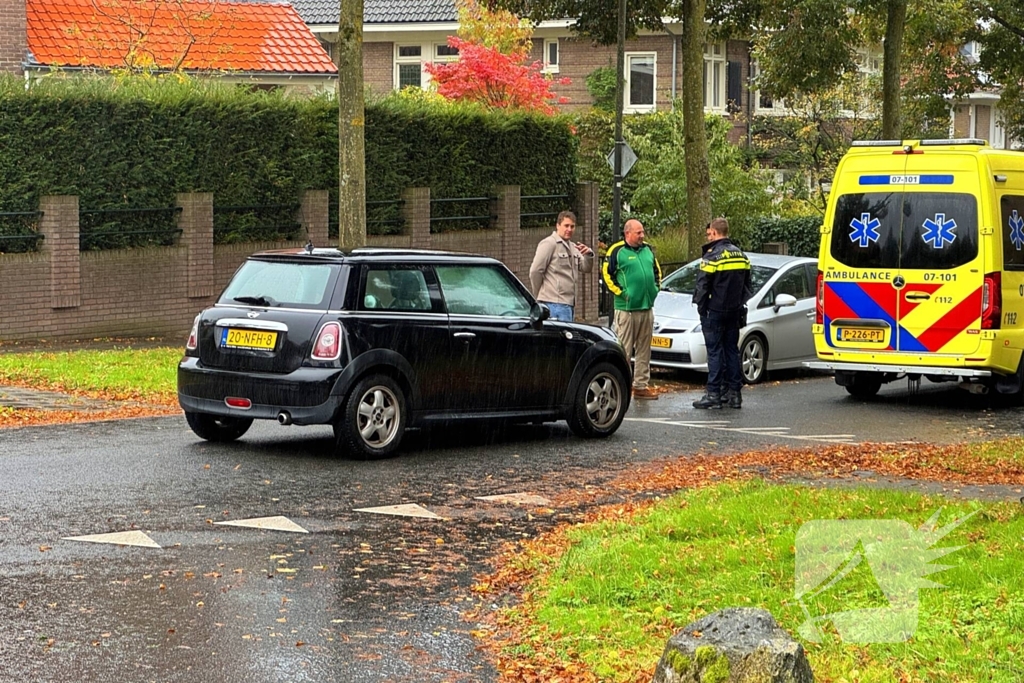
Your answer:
[1,374,1022,683]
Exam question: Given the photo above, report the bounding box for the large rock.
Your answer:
[652,608,813,683]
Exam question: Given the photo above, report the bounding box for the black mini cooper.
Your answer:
[177,247,631,458]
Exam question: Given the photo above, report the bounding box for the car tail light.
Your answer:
[815,270,824,325]
[225,397,252,409]
[982,271,1001,329]
[186,314,200,351]
[312,321,342,360]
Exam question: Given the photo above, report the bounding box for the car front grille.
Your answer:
[651,350,691,363]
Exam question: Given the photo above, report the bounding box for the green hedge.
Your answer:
[744,215,823,258]
[0,76,576,249]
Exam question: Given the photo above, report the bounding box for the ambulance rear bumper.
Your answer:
[804,361,992,377]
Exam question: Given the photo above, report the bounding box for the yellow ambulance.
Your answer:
[807,138,1024,398]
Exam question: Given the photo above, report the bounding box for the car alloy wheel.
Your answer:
[568,362,628,438]
[335,374,407,459]
[741,334,767,384]
[586,371,622,429]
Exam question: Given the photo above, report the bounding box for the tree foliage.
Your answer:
[975,0,1024,142]
[425,1,570,114]
[493,0,671,44]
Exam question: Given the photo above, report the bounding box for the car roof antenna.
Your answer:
[304,239,314,255]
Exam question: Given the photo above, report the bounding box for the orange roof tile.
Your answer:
[26,0,337,74]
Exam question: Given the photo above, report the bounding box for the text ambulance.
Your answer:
[807,139,1024,398]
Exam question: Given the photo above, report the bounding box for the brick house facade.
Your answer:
[0,0,27,75]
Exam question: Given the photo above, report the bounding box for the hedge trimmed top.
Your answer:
[0,76,577,247]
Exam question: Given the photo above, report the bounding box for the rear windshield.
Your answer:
[830,191,978,270]
[220,260,338,309]
[661,260,775,295]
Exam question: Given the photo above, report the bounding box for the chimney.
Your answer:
[0,1,27,76]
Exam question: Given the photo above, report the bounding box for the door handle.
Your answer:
[453,332,476,340]
[905,292,931,301]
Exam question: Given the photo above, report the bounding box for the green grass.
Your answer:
[513,480,1024,682]
[0,347,180,400]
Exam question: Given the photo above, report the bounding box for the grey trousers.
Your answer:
[613,308,655,389]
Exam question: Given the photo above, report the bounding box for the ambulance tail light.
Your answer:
[815,270,824,325]
[982,272,1001,330]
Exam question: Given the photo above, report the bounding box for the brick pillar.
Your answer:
[492,185,520,270]
[297,190,329,247]
[39,196,81,309]
[401,187,431,249]
[575,182,600,322]
[0,1,27,76]
[177,193,214,299]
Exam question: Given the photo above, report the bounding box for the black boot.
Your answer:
[692,393,723,409]
[724,389,742,409]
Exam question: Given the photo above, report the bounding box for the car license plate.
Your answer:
[838,327,884,342]
[221,328,278,350]
[651,336,672,348]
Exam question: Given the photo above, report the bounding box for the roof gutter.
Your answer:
[22,64,337,79]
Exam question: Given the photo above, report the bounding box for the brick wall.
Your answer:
[363,41,393,95]
[0,0,26,75]
[0,184,601,342]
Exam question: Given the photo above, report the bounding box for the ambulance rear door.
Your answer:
[895,152,984,356]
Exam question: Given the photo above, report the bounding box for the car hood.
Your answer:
[653,291,700,322]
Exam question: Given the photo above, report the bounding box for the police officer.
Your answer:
[692,217,752,409]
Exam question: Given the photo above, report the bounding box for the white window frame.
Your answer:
[542,39,559,74]
[433,42,460,62]
[394,44,425,90]
[703,42,727,112]
[750,60,787,115]
[625,52,657,113]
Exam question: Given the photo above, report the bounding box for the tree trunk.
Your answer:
[338,0,366,249]
[881,0,906,140]
[681,0,712,258]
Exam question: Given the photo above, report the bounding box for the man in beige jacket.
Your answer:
[529,211,594,321]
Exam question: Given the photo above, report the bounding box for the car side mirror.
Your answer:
[530,302,550,329]
[773,293,798,313]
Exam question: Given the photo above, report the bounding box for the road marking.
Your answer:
[353,504,441,519]
[63,530,161,548]
[476,493,552,506]
[215,516,308,533]
[626,417,857,444]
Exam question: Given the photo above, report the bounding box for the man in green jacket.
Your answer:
[602,219,662,400]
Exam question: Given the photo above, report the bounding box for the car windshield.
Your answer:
[661,261,775,295]
[219,260,338,309]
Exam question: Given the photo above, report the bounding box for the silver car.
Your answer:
[650,253,818,383]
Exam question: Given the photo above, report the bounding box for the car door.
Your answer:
[435,264,575,412]
[350,265,451,410]
[760,263,816,363]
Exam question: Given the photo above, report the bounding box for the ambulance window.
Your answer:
[1001,195,1024,271]
[830,192,901,269]
[900,192,978,270]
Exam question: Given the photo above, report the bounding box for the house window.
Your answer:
[626,53,656,111]
[703,42,726,111]
[434,43,459,60]
[543,39,559,73]
[395,45,423,90]
[751,60,785,114]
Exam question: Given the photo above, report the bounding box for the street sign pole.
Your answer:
[611,0,626,246]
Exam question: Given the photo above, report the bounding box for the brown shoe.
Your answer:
[633,387,659,400]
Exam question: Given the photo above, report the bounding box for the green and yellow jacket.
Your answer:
[602,241,662,311]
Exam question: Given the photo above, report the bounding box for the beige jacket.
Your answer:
[529,231,594,306]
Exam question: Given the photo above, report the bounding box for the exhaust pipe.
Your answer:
[958,382,989,395]
[277,411,293,425]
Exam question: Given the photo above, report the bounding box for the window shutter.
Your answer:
[727,61,742,113]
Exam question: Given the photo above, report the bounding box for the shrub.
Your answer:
[744,215,822,257]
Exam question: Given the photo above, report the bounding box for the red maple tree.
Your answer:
[424,37,570,115]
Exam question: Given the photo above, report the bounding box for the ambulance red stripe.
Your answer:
[915,287,983,352]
